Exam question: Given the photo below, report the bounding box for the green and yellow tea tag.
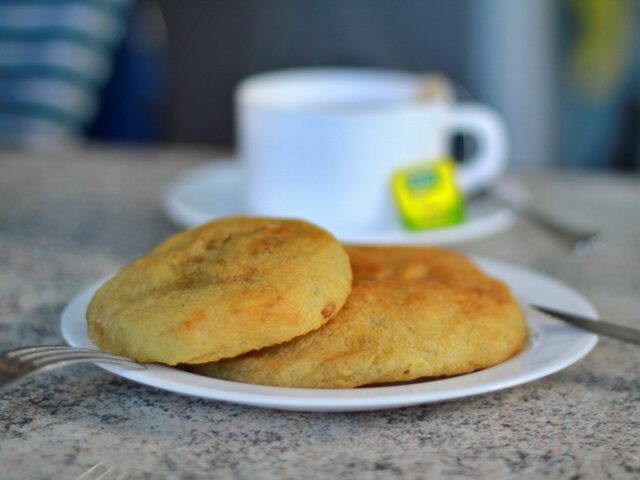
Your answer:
[392,157,465,231]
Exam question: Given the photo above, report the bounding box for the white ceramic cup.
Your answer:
[236,68,508,232]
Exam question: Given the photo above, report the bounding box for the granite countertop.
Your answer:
[1,147,639,479]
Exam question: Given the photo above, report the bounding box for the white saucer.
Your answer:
[61,257,597,412]
[163,159,517,245]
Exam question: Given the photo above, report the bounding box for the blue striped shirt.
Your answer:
[0,0,131,144]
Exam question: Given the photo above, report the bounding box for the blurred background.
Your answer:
[1,0,639,170]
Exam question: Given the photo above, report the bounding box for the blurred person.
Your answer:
[561,0,640,170]
[0,0,132,146]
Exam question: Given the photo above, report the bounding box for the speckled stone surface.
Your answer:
[1,147,639,479]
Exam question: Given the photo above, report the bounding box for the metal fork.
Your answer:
[0,346,146,389]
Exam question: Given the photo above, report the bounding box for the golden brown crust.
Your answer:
[86,216,352,365]
[193,245,527,388]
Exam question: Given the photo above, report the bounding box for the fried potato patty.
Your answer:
[193,246,527,388]
[87,216,352,365]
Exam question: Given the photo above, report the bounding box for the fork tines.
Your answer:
[5,346,146,370]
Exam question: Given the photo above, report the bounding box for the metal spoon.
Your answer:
[478,184,602,254]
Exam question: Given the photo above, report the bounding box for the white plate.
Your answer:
[61,257,597,412]
[162,159,517,245]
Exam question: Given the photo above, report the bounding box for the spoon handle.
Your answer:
[490,187,601,254]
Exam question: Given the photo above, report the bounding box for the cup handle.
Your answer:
[447,103,509,195]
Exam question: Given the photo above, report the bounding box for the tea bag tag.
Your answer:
[391,157,466,230]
